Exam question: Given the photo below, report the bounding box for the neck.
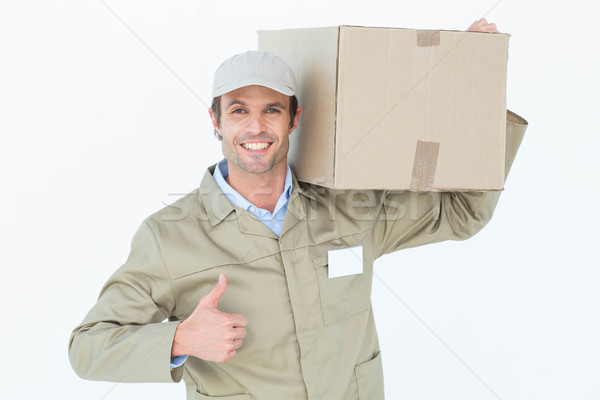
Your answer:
[226,161,287,214]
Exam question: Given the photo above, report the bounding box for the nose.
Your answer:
[245,112,267,135]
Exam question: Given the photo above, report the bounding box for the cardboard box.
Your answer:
[258,26,510,191]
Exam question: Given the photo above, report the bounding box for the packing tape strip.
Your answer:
[410,140,440,191]
[416,30,441,47]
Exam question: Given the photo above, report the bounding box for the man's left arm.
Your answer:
[367,109,527,258]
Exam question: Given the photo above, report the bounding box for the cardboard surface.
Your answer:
[258,26,509,191]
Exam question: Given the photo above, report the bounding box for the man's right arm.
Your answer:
[69,221,182,383]
[69,221,248,382]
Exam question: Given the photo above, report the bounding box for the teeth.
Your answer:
[242,142,270,151]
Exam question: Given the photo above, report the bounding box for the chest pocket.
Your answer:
[309,233,373,326]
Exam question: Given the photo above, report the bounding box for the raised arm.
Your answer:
[370,110,528,257]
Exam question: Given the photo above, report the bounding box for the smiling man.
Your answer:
[212,84,300,211]
[70,20,528,400]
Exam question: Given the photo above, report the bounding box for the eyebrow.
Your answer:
[224,100,288,110]
[265,102,287,110]
[224,99,247,109]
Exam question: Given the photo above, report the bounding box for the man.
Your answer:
[70,19,527,399]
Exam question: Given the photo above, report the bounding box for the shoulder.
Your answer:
[297,180,386,206]
[296,180,387,229]
[144,165,221,234]
[145,188,202,226]
[141,185,215,246]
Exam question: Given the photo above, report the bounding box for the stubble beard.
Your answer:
[223,138,289,175]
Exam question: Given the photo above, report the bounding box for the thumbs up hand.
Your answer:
[171,273,248,362]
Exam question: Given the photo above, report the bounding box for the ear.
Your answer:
[208,108,219,130]
[289,106,303,134]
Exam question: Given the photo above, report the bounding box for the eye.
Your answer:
[231,108,245,114]
[266,108,281,114]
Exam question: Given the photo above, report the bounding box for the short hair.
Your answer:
[211,95,299,140]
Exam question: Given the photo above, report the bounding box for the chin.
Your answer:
[238,161,275,175]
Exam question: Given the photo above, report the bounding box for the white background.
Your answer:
[1,0,598,399]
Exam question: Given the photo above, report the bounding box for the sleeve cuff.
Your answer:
[170,355,188,370]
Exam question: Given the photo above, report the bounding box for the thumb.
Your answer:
[199,273,227,309]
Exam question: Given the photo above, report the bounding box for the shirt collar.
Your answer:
[212,159,293,213]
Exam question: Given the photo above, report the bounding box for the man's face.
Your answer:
[210,85,301,176]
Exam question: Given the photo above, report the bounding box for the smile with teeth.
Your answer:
[241,142,271,151]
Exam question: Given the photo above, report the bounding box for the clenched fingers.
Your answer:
[214,339,245,363]
[231,338,244,350]
[232,326,247,340]
[229,313,248,327]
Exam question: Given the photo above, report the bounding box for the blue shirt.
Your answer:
[170,159,293,369]
[212,159,293,237]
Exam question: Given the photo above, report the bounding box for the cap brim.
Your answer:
[213,77,295,97]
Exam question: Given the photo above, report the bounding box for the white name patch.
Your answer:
[327,245,363,279]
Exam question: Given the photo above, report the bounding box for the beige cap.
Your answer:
[212,51,297,98]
